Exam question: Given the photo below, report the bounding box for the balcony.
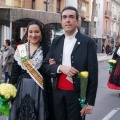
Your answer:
[105,10,112,18]
[56,8,60,13]
[111,31,117,36]
[118,17,120,22]
[81,10,86,19]
[104,29,111,35]
[113,14,117,21]
[80,27,88,35]
[93,28,97,35]
[93,28,97,38]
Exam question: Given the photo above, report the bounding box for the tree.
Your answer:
[89,0,96,38]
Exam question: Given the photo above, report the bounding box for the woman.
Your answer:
[107,44,120,90]
[9,20,52,120]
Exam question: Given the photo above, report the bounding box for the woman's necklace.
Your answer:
[28,42,39,59]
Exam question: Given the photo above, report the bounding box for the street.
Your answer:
[86,61,120,120]
[0,61,120,120]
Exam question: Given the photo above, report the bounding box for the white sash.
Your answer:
[15,43,44,89]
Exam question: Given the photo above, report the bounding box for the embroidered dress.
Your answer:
[107,46,120,90]
[8,42,47,120]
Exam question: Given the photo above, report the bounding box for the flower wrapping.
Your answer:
[78,71,88,108]
[108,59,117,74]
[0,83,17,116]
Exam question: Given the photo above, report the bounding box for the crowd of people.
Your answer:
[0,6,99,120]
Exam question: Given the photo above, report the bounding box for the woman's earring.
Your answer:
[40,37,42,42]
[27,38,29,42]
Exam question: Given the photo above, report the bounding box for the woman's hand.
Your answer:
[49,58,56,65]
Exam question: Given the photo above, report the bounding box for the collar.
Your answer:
[65,29,78,39]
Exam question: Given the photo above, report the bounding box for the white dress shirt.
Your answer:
[58,29,78,83]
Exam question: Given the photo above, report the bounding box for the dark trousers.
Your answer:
[52,87,85,120]
[4,72,10,83]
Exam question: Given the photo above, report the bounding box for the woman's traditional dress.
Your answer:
[9,42,48,120]
[107,45,120,90]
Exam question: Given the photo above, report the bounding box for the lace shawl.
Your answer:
[14,42,43,70]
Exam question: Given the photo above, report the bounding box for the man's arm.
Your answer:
[80,38,98,116]
[86,38,98,105]
[42,39,60,77]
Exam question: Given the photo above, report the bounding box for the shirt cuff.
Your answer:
[57,65,61,73]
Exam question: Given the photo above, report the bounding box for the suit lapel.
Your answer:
[56,35,65,64]
[58,35,65,54]
[72,31,83,53]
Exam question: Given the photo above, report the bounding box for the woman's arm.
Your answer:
[9,59,22,84]
[112,46,119,60]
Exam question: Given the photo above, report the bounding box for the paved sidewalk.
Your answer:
[97,53,112,62]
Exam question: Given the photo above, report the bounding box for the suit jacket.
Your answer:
[42,31,98,106]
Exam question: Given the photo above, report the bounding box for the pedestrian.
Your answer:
[102,44,104,53]
[0,39,14,83]
[42,6,98,120]
[8,20,53,120]
[107,43,120,90]
[105,44,110,55]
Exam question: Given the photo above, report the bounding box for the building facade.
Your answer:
[93,0,112,53]
[0,0,66,47]
[111,0,120,47]
[66,0,91,35]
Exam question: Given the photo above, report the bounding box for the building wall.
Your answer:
[65,0,77,8]
[111,0,120,36]
[6,0,21,7]
[35,0,44,10]
[96,0,103,39]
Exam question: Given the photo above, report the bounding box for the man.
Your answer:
[42,6,98,120]
[0,39,14,83]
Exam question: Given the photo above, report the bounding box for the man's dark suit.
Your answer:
[42,31,98,120]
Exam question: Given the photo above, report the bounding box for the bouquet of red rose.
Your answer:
[0,83,17,116]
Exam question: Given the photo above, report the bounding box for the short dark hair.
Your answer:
[61,6,79,20]
[5,39,10,46]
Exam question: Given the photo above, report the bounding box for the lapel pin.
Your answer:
[78,42,80,44]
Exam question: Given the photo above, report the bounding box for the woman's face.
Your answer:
[28,24,42,44]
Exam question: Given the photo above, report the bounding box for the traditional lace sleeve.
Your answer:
[9,59,22,84]
[14,48,26,70]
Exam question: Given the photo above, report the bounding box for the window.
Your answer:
[107,2,108,10]
[32,0,35,9]
[44,0,48,11]
[56,0,60,13]
[94,22,96,28]
[113,7,114,14]
[106,20,108,29]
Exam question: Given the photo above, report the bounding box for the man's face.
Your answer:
[61,9,79,36]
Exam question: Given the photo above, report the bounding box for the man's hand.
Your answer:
[80,105,93,116]
[59,65,79,76]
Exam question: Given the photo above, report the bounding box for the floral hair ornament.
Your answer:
[78,71,89,108]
